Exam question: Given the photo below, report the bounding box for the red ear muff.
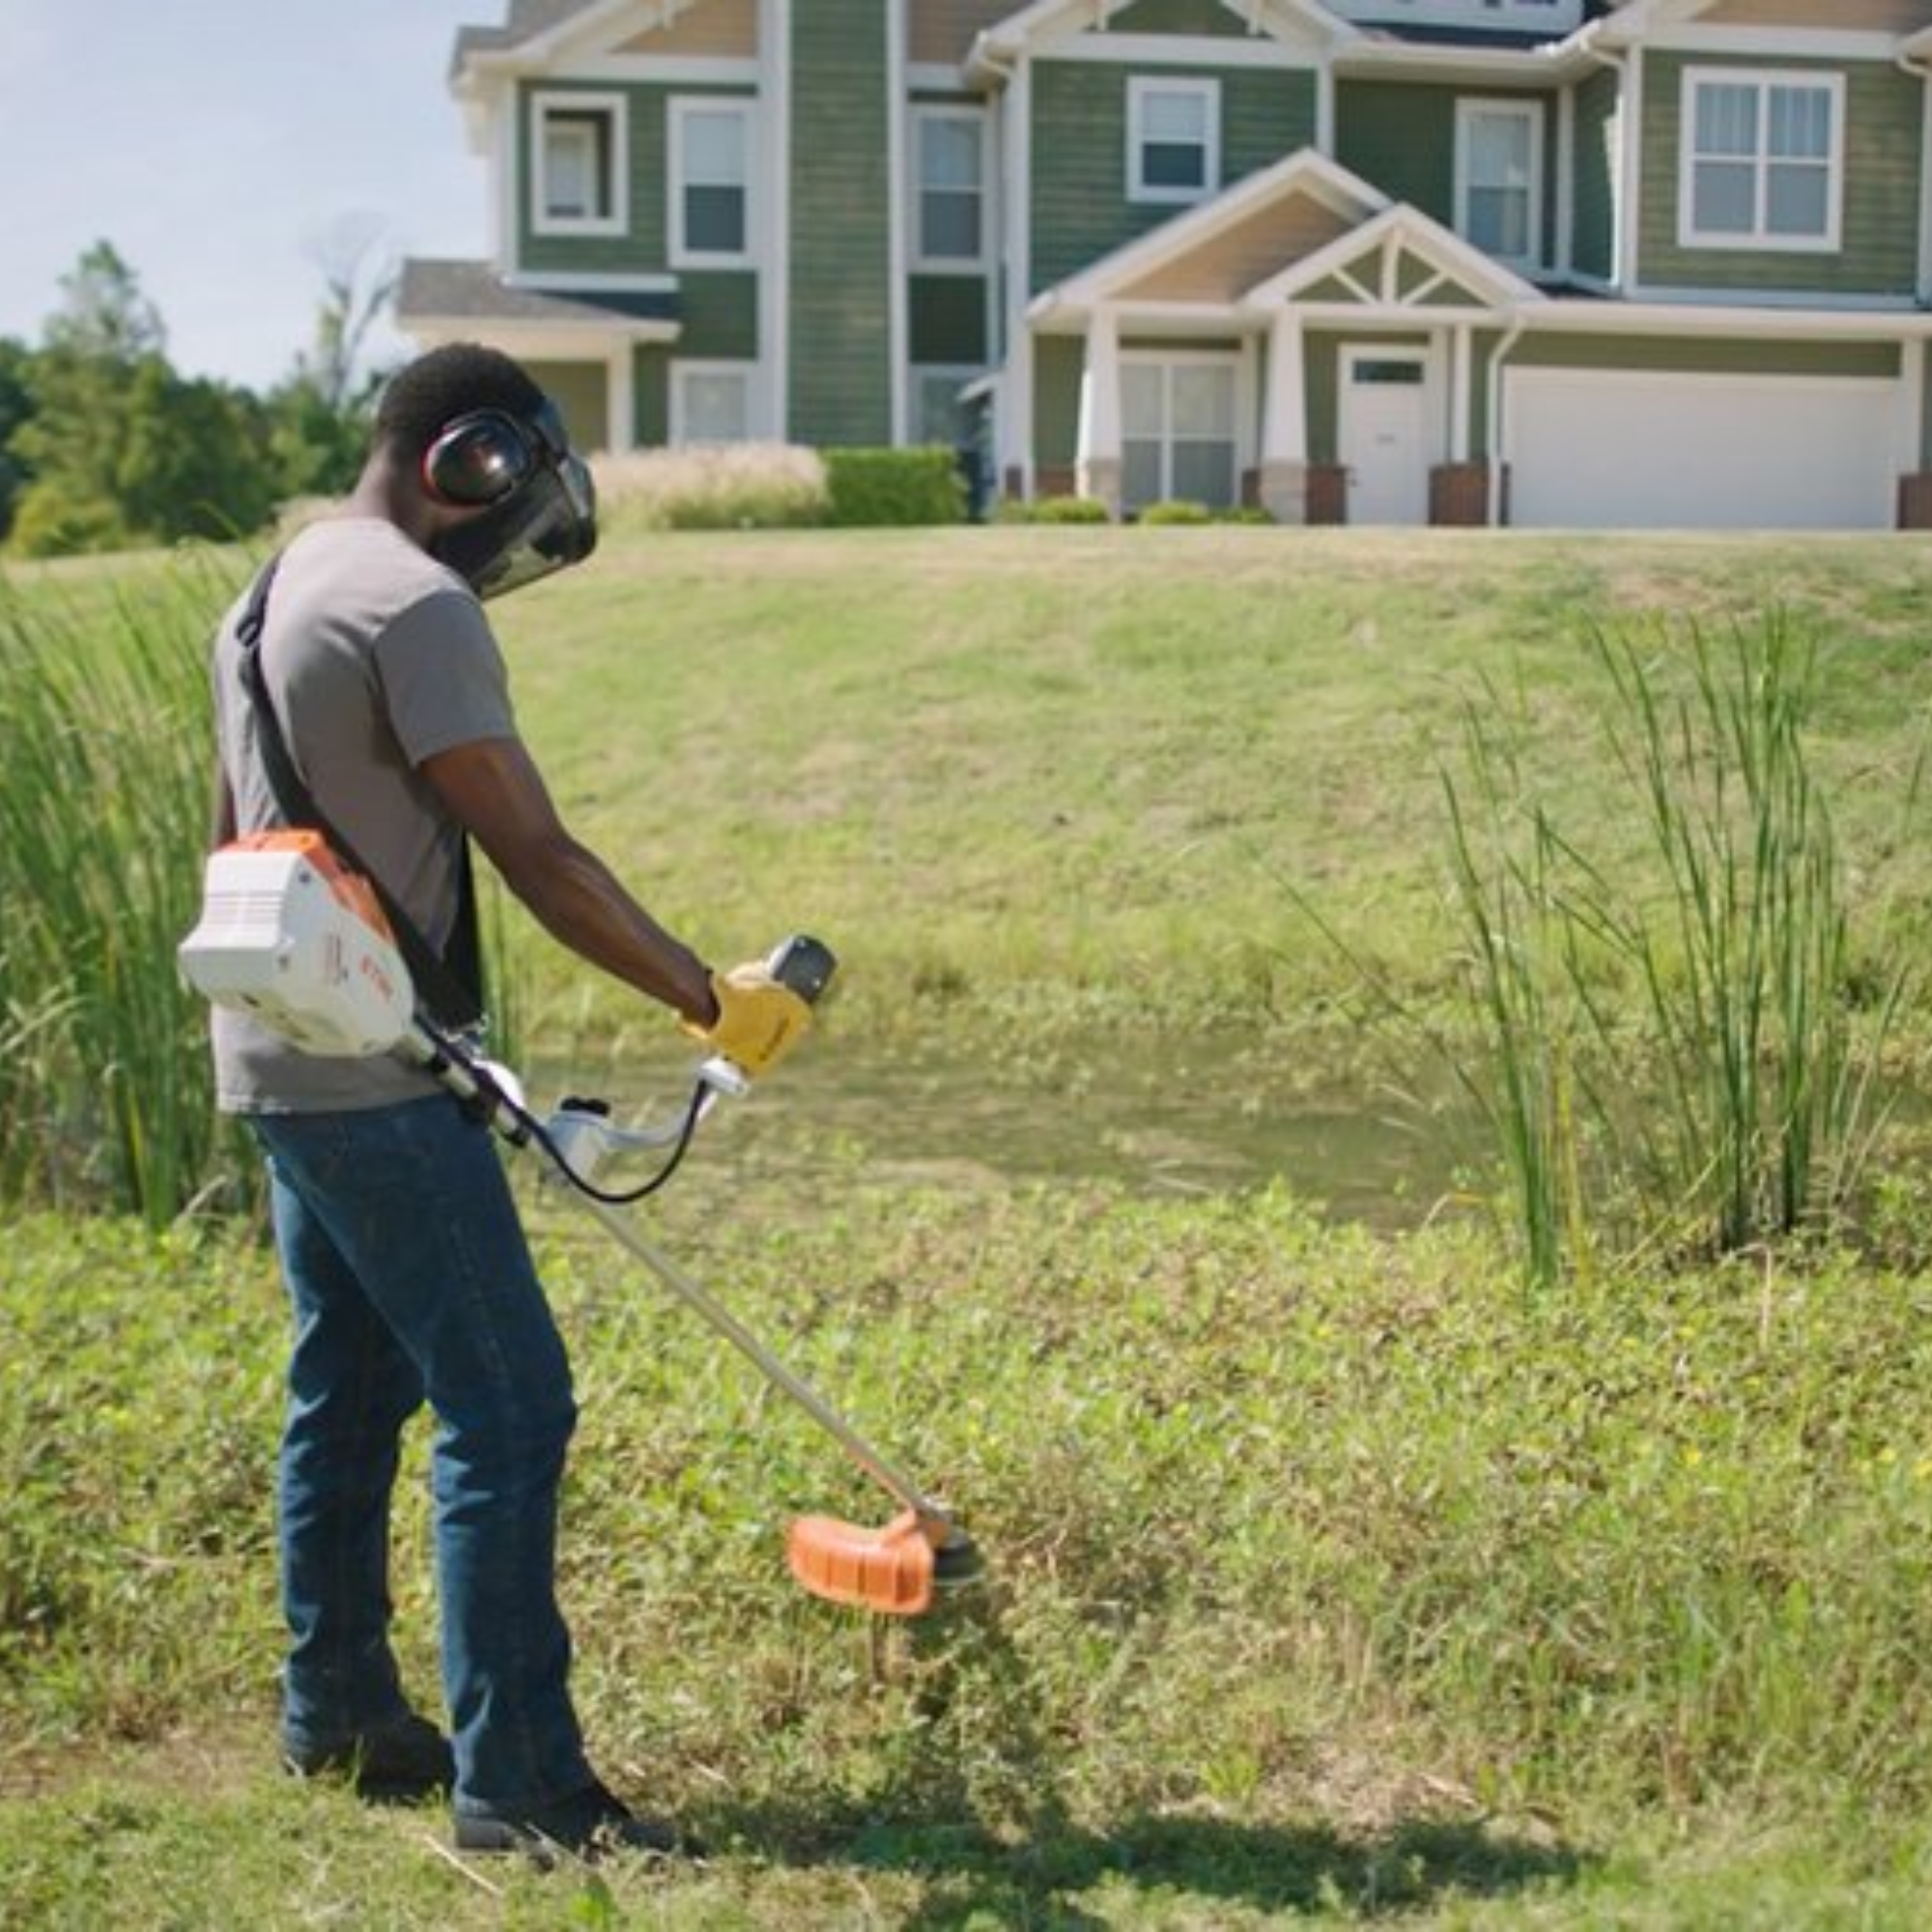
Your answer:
[422,411,537,506]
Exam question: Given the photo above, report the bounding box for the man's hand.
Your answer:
[684,961,812,1077]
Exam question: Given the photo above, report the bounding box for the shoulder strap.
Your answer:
[234,554,485,1034]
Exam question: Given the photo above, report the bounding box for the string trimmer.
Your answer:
[179,828,982,1617]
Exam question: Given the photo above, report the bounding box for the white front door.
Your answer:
[1340,348,1433,526]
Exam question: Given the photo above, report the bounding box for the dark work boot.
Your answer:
[453,1778,702,1866]
[284,1709,455,1802]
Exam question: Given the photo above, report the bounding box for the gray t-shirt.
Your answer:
[209,517,517,1113]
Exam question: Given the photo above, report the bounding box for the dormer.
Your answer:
[1321,0,1587,39]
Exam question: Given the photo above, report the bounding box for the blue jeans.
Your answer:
[252,1094,592,1811]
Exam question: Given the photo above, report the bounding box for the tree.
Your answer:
[267,213,399,502]
[9,242,277,557]
[43,240,166,364]
[0,339,37,543]
[118,362,278,544]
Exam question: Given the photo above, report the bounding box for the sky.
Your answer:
[0,0,497,392]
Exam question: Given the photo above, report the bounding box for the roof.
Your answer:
[396,259,680,330]
[450,0,605,75]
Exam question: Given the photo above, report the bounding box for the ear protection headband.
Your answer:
[422,402,570,507]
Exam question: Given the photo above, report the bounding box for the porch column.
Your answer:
[1258,310,1310,524]
[1075,306,1122,515]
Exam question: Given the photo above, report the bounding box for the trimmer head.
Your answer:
[785,1509,984,1617]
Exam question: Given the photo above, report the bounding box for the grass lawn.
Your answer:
[6,526,1932,1925]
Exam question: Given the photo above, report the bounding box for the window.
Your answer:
[1128,77,1219,206]
[914,108,987,268]
[532,93,627,236]
[1457,99,1543,268]
[1680,68,1842,252]
[672,364,755,445]
[671,99,753,265]
[909,366,982,447]
[1122,357,1237,512]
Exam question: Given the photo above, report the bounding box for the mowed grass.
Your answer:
[8,526,1932,1923]
[482,526,1932,1048]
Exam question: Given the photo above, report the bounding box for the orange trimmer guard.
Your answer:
[785,1508,939,1617]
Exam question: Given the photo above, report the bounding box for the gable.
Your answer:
[980,0,1350,60]
[913,0,1018,67]
[614,0,756,57]
[1243,206,1540,312]
[1118,194,1357,301]
[1032,148,1395,319]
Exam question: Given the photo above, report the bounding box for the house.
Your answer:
[399,0,1932,530]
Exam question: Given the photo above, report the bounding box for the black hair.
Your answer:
[374,342,549,463]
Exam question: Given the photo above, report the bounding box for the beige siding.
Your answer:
[617,0,758,58]
[1698,0,1932,30]
[910,0,1013,67]
[1120,197,1354,301]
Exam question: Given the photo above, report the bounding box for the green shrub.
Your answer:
[821,445,964,527]
[995,495,1111,526]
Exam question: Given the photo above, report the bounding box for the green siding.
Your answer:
[1509,334,1901,379]
[518,78,751,274]
[1034,336,1085,472]
[790,0,892,444]
[515,79,759,364]
[1572,67,1618,282]
[680,272,759,358]
[1030,61,1318,294]
[1336,79,1560,261]
[1638,54,1922,296]
[910,277,989,364]
[1336,81,1458,228]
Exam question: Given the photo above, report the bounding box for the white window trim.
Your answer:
[669,96,755,269]
[1119,349,1245,509]
[1677,66,1845,256]
[1455,97,1545,271]
[1127,75,1220,208]
[910,105,989,272]
[670,360,763,444]
[531,90,630,239]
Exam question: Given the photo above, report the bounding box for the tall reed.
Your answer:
[0,554,242,1223]
[1444,611,1911,1283]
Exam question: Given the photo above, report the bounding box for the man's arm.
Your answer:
[423,735,718,1027]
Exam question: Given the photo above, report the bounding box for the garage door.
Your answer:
[1505,368,1903,531]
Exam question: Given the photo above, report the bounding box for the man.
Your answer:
[207,341,807,1861]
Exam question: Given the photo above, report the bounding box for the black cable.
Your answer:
[415,1018,708,1206]
[526,1080,706,1206]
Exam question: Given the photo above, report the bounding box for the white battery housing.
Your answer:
[178,834,415,1057]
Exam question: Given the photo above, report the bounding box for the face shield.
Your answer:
[426,398,599,601]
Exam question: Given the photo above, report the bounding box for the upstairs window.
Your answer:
[1680,69,1842,253]
[1456,99,1543,268]
[1128,77,1219,206]
[671,98,753,265]
[914,107,987,269]
[533,93,627,236]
